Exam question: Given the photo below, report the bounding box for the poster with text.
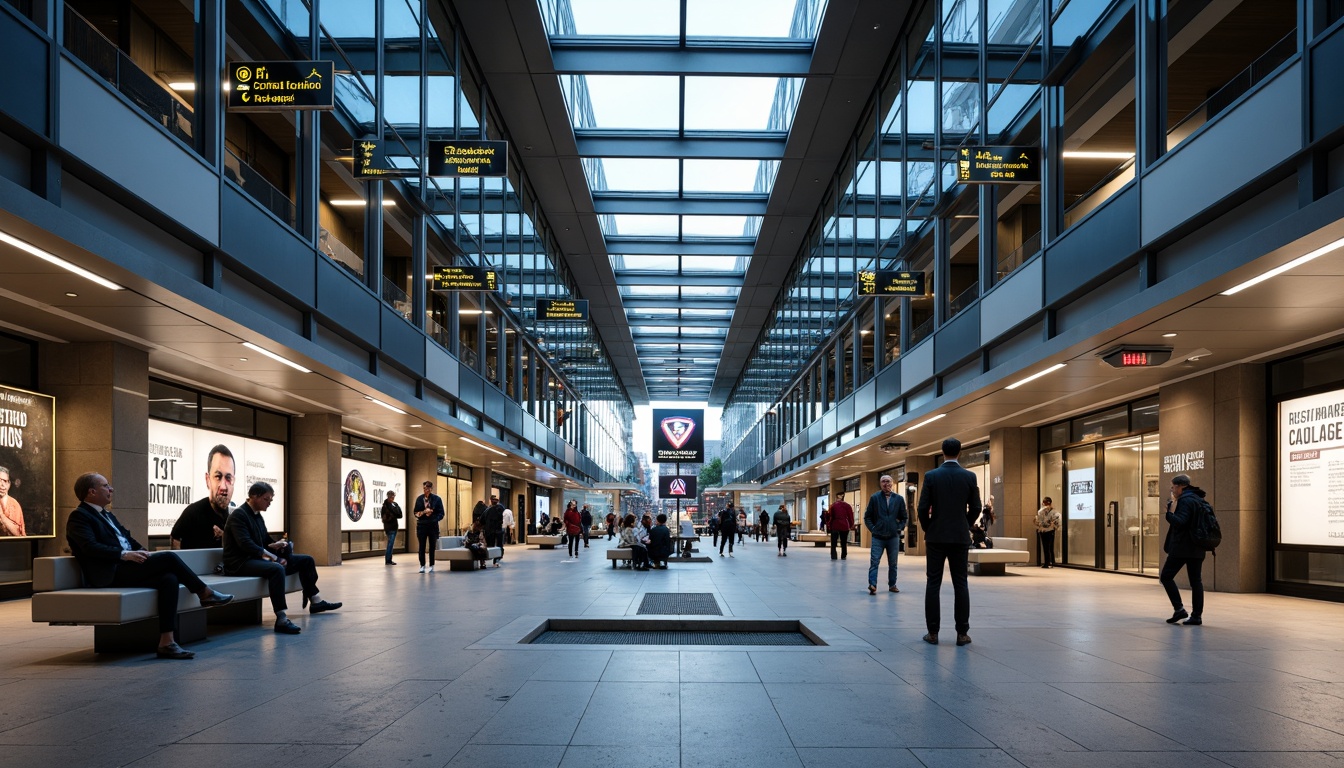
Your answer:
[340,456,406,532]
[1279,389,1344,546]
[148,421,285,536]
[0,385,55,539]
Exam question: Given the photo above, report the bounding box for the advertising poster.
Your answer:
[651,407,705,464]
[0,385,55,539]
[658,475,698,499]
[1279,389,1344,546]
[148,421,285,536]
[339,456,406,532]
[1068,468,1096,521]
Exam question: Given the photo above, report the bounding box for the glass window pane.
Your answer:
[682,215,758,237]
[200,395,254,434]
[586,158,679,192]
[553,0,680,36]
[683,159,777,192]
[619,285,681,297]
[149,381,198,423]
[682,255,748,272]
[602,215,679,236]
[611,255,680,270]
[561,75,679,129]
[685,0,817,39]
[684,77,802,131]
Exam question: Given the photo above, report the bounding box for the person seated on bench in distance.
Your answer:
[65,472,234,660]
[463,520,490,570]
[617,513,652,570]
[223,481,341,635]
[647,514,673,569]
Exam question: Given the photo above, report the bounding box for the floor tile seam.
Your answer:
[1042,680,1197,749]
[557,670,604,748]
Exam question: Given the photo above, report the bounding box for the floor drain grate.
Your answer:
[531,630,812,646]
[637,592,722,615]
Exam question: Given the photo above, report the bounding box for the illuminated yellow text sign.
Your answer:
[228,61,334,110]
[957,146,1040,183]
[536,299,589,321]
[858,270,926,297]
[427,140,508,177]
[432,266,497,291]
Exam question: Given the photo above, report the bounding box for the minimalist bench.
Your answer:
[437,546,504,570]
[967,538,1031,575]
[607,548,634,568]
[31,549,300,652]
[530,534,564,549]
[798,532,830,546]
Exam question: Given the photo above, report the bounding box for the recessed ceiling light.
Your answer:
[1161,333,1177,338]
[65,292,78,298]
[238,357,248,361]
[409,424,422,428]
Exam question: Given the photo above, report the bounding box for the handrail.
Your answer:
[225,147,297,227]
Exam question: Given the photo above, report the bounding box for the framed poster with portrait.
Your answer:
[0,385,55,540]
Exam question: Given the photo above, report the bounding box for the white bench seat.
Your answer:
[437,547,504,570]
[31,549,300,652]
[797,532,829,546]
[530,534,564,549]
[966,547,1030,575]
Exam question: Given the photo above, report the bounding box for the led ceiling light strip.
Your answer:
[1005,363,1067,390]
[0,231,124,290]
[365,396,407,415]
[460,436,507,456]
[240,342,312,373]
[897,413,945,436]
[1222,236,1344,296]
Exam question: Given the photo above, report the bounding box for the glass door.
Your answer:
[1104,437,1142,572]
[1065,446,1098,568]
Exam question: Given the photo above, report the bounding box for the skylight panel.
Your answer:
[561,75,679,130]
[586,158,679,193]
[555,0,679,36]
[681,255,748,272]
[683,159,777,193]
[611,255,679,271]
[682,215,758,237]
[683,77,800,131]
[602,215,679,237]
[685,0,813,39]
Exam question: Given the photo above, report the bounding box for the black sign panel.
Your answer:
[353,139,415,179]
[536,299,589,321]
[228,61,334,110]
[1101,346,1173,368]
[427,140,508,177]
[432,265,497,291]
[658,475,698,499]
[651,408,705,464]
[957,146,1040,183]
[858,270,926,297]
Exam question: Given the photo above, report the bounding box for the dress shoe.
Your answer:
[274,617,302,634]
[868,585,877,595]
[199,591,234,608]
[309,599,342,614]
[1183,617,1202,626]
[1166,608,1189,624]
[156,642,195,660]
[889,586,900,593]
[386,560,396,565]
[922,633,939,645]
[956,633,973,646]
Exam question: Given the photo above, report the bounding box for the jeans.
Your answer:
[924,542,971,634]
[417,530,437,566]
[719,531,734,555]
[111,552,208,633]
[830,529,848,559]
[568,533,581,556]
[384,529,397,562]
[868,535,900,587]
[230,554,318,612]
[581,525,590,546]
[1039,530,1056,566]
[1160,555,1204,617]
[777,526,790,552]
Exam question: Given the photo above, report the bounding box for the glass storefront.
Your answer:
[1039,397,1160,574]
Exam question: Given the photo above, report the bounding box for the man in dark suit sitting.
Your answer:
[916,438,982,647]
[65,472,234,659]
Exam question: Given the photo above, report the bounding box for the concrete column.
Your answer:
[858,471,880,550]
[290,413,342,566]
[39,342,149,556]
[805,485,822,532]
[1159,365,1266,593]
[990,426,1039,555]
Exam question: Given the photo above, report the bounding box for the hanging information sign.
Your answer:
[432,265,497,291]
[427,140,508,177]
[228,61,334,110]
[857,270,926,297]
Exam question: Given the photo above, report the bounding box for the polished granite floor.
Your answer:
[2,537,1344,768]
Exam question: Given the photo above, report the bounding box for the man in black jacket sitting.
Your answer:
[223,481,341,635]
[647,513,673,568]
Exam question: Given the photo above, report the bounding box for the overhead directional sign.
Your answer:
[858,270,926,297]
[427,140,508,177]
[957,146,1040,183]
[353,139,415,179]
[536,299,589,321]
[432,265,497,292]
[228,61,334,110]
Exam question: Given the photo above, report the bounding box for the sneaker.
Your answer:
[729,553,734,557]
[427,566,434,573]
[418,566,426,573]
[1166,608,1189,624]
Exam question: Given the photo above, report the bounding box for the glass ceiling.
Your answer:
[543,0,829,399]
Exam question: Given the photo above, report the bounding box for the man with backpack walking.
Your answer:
[1160,474,1211,626]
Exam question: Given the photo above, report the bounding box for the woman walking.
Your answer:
[774,504,792,556]
[564,500,583,558]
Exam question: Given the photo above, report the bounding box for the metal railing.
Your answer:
[225,147,296,228]
[949,281,979,316]
[909,315,934,347]
[319,228,364,278]
[383,277,412,320]
[63,6,194,147]
[996,230,1041,282]
[1168,31,1296,147]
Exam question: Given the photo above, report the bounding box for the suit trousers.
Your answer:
[924,542,971,635]
[111,552,209,633]
[230,555,318,612]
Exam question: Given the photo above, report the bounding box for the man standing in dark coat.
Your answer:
[484,495,505,566]
[863,475,908,595]
[917,438,982,647]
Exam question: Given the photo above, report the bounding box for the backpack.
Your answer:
[1191,497,1222,552]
